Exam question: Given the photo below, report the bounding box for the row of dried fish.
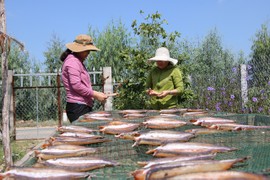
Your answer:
[75,108,209,122]
[26,124,119,179]
[133,158,267,179]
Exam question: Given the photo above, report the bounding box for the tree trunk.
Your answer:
[0,0,13,169]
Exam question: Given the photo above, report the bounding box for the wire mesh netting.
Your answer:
[19,111,270,179]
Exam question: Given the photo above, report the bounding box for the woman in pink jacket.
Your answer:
[60,34,108,122]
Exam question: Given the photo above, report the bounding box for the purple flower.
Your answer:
[228,101,233,106]
[260,89,265,94]
[247,65,252,70]
[268,81,270,85]
[207,87,215,91]
[215,102,221,111]
[232,67,237,73]
[258,107,263,112]
[252,97,258,102]
[230,95,235,100]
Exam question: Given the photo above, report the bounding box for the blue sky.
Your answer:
[5,0,270,66]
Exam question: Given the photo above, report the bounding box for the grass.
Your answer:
[0,120,63,172]
[0,139,43,171]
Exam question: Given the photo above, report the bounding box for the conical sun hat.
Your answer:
[148,47,178,65]
[66,34,100,52]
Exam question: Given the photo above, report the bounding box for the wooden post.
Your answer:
[8,70,15,140]
[103,67,113,111]
[57,73,62,127]
[240,64,248,109]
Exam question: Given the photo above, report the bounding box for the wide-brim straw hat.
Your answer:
[66,34,100,52]
[148,47,178,66]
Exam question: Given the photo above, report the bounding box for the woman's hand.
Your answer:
[93,91,108,104]
[146,89,160,96]
[157,90,171,98]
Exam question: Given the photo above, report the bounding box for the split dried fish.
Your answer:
[182,111,208,117]
[35,144,97,160]
[0,167,90,179]
[132,130,195,146]
[78,112,114,122]
[167,170,268,180]
[47,136,111,146]
[159,108,187,114]
[146,142,237,157]
[99,121,140,135]
[57,125,96,134]
[190,117,236,127]
[209,123,270,131]
[185,128,226,135]
[137,154,216,168]
[59,132,103,138]
[132,157,247,180]
[143,117,187,129]
[118,109,147,114]
[35,156,119,172]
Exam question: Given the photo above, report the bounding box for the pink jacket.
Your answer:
[61,54,94,107]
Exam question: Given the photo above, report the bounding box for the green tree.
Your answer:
[86,21,133,82]
[249,23,270,87]
[245,23,270,114]
[43,33,64,73]
[190,29,240,112]
[114,11,186,109]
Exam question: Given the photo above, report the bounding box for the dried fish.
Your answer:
[132,157,247,180]
[78,112,114,122]
[146,142,237,157]
[159,108,187,114]
[185,128,226,135]
[35,144,97,160]
[118,109,147,114]
[35,156,119,172]
[190,117,236,126]
[167,171,268,180]
[57,125,96,134]
[115,131,140,140]
[182,111,208,117]
[0,167,90,179]
[47,136,111,146]
[209,123,270,131]
[132,130,195,146]
[59,132,103,138]
[99,121,140,135]
[143,117,187,129]
[123,113,147,119]
[137,154,216,168]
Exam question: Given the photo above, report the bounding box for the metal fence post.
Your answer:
[103,67,113,111]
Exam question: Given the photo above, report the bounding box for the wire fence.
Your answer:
[2,62,270,129]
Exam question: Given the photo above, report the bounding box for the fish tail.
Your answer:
[145,149,155,154]
[131,169,146,180]
[132,141,138,147]
[137,161,147,166]
[41,143,50,149]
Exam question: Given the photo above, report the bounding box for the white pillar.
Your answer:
[103,67,113,111]
[240,64,248,108]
